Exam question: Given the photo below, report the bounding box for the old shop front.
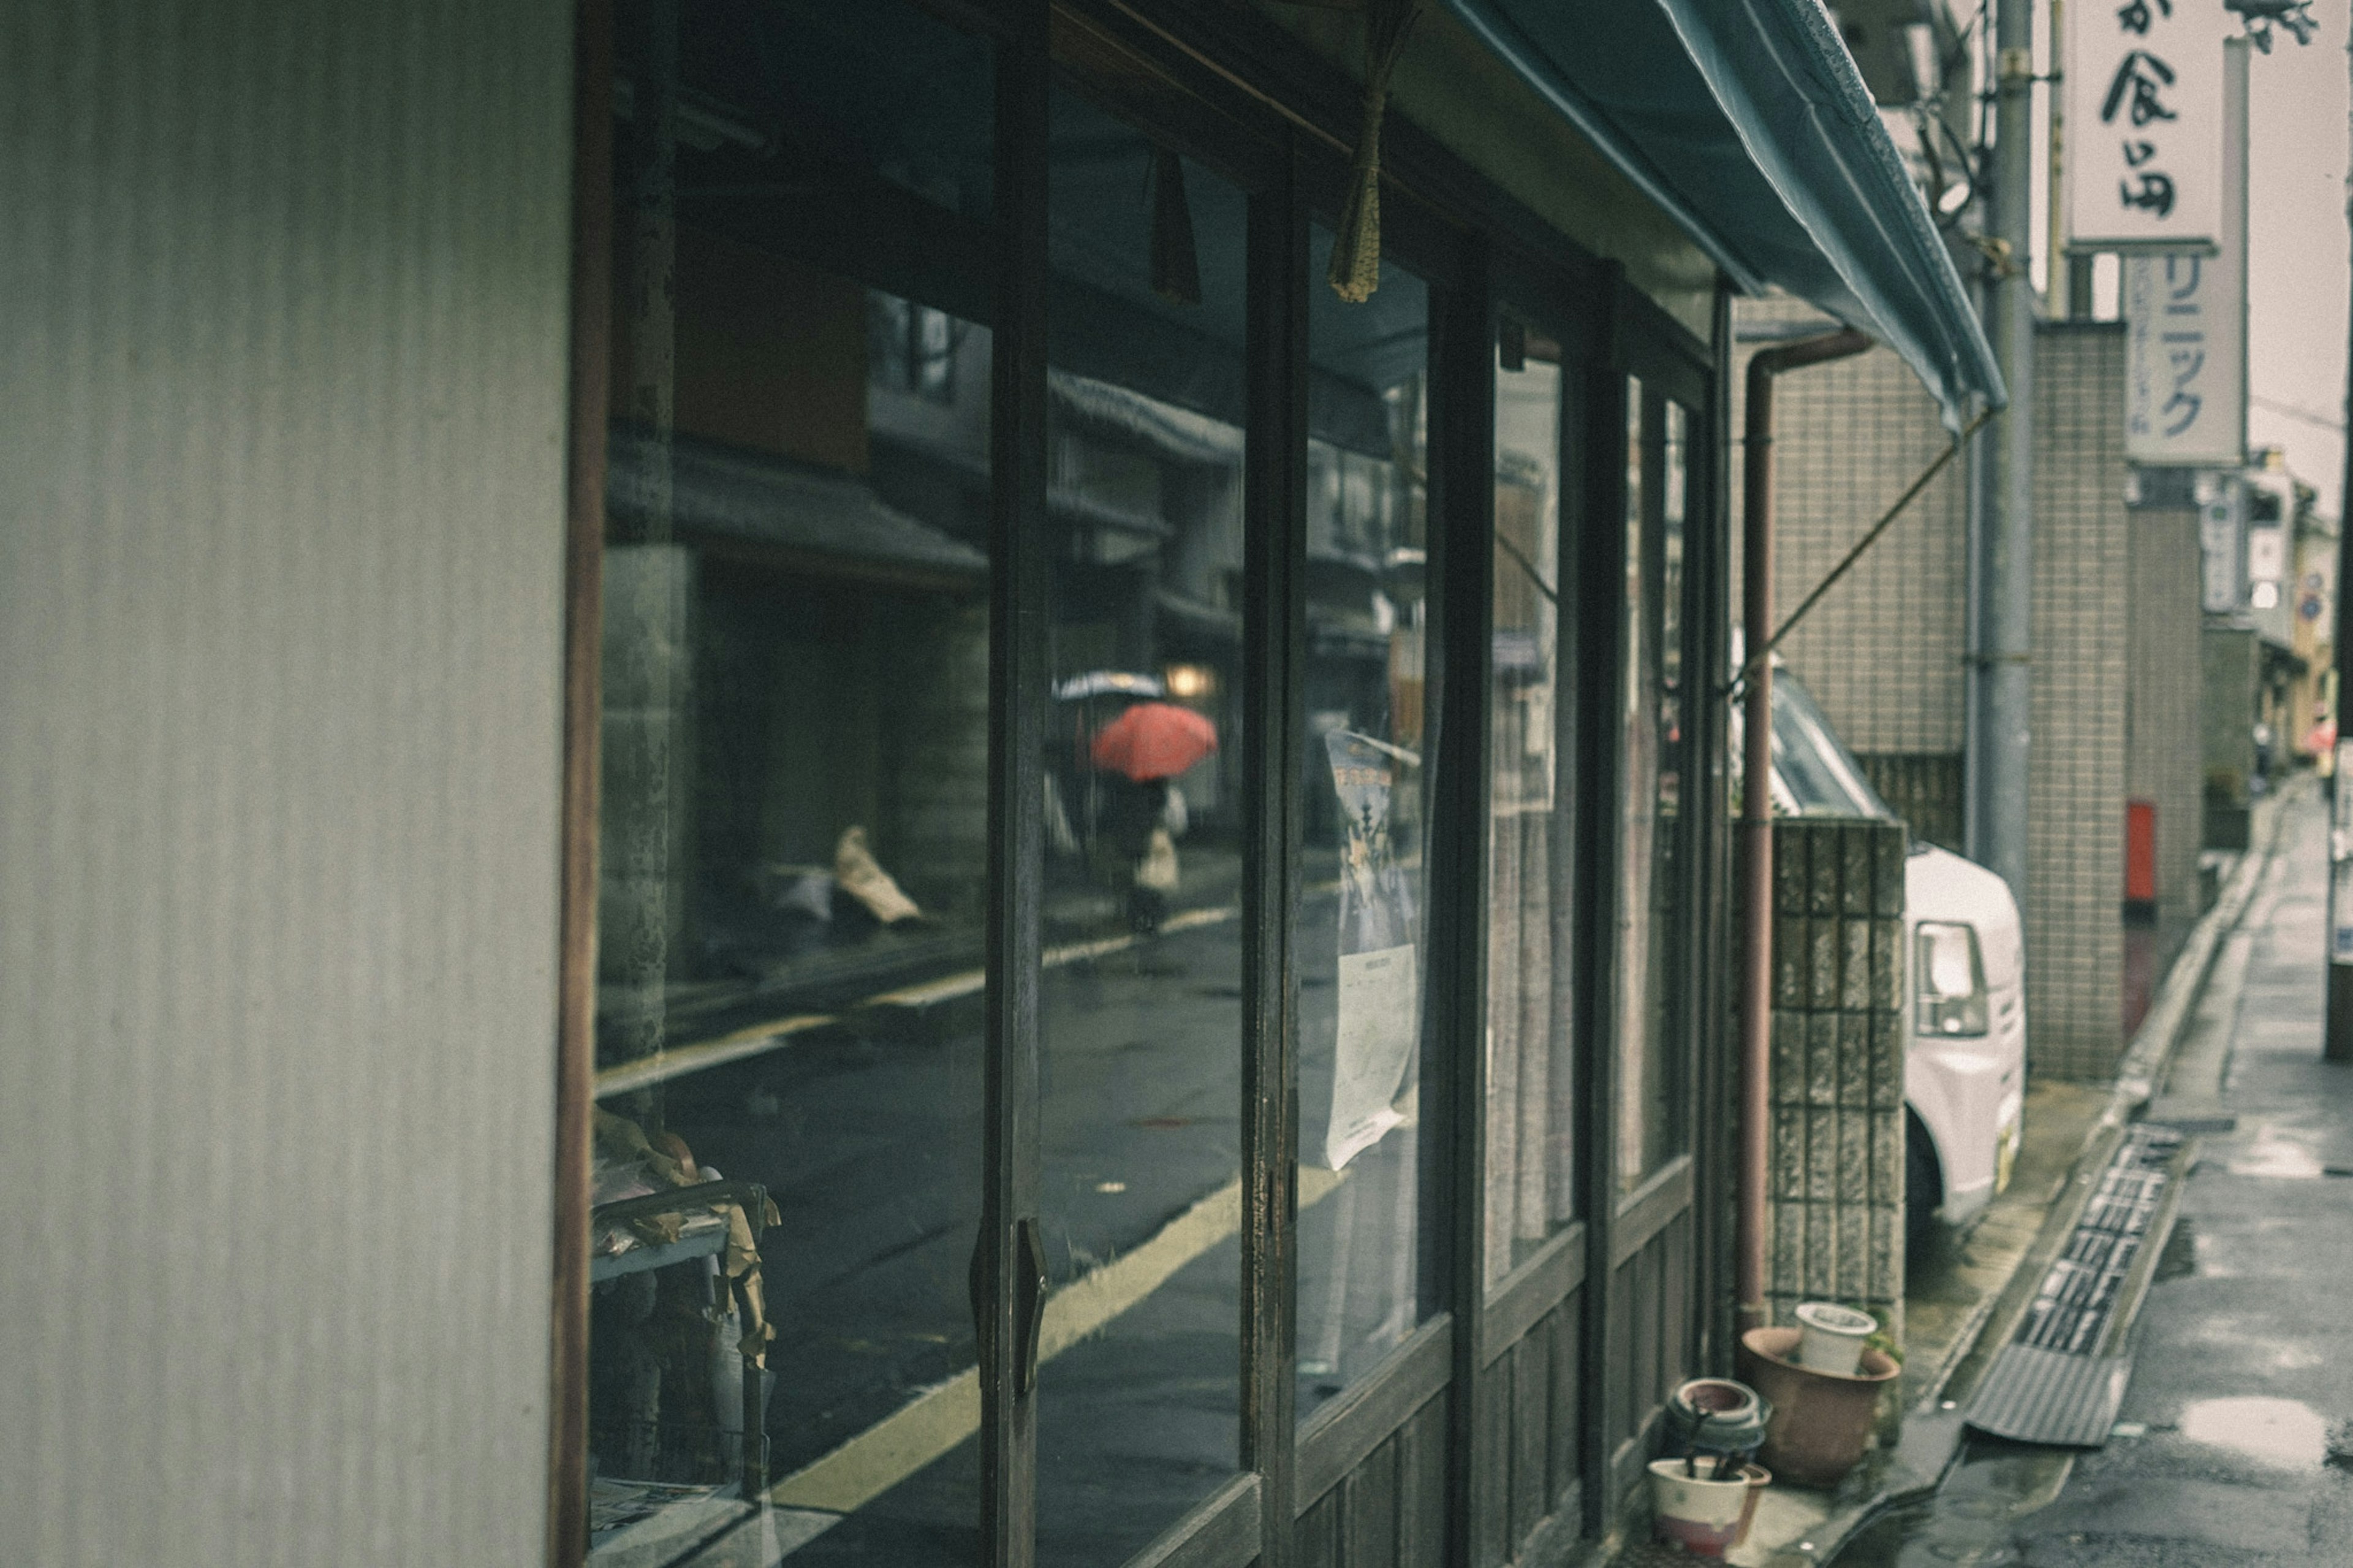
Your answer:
[0,2,1995,1566]
[558,4,1999,1566]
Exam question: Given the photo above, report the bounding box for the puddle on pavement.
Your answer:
[2153,1216,2197,1282]
[1829,1403,2353,1564]
[2222,1121,2328,1178]
[2177,1396,2329,1466]
[1824,1441,2074,1567]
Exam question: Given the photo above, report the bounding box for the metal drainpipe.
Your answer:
[1738,329,1872,1333]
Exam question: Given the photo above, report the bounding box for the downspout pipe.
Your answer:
[1738,328,1871,1333]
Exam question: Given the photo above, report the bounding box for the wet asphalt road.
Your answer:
[1839,786,2353,1566]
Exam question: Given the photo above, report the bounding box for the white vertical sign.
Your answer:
[2197,487,2242,611]
[2124,252,2244,463]
[2121,39,2245,464]
[2067,0,2226,249]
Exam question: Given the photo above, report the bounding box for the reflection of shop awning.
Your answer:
[1446,0,2003,425]
[1054,375,1243,466]
[1155,588,1243,644]
[608,424,988,586]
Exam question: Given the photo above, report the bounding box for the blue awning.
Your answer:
[1445,0,2004,424]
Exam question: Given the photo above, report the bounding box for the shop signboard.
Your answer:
[2067,0,2226,251]
[2199,482,2242,613]
[2124,249,2245,466]
[2121,40,2245,466]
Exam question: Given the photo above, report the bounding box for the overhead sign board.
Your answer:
[2067,0,2225,249]
[2124,251,2245,464]
[2121,38,2245,466]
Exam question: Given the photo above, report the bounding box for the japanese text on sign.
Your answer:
[2126,252,2244,465]
[2067,0,2222,248]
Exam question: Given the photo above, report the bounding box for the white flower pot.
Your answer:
[1794,1301,1877,1376]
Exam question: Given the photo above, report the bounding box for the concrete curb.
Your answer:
[1755,776,2306,1566]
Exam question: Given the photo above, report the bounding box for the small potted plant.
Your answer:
[1735,1303,1901,1487]
[1648,1379,1773,1556]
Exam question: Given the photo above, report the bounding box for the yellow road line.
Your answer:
[594,1012,839,1098]
[768,1164,1344,1514]
[596,904,1243,1098]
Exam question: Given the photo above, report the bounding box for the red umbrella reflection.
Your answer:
[1089,701,1218,782]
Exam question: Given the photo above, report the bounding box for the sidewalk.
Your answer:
[1996,782,2353,1565]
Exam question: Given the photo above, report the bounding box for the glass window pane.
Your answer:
[1033,87,1248,1566]
[1297,235,1439,1417]
[591,3,990,1561]
[1615,386,1692,1194]
[1485,322,1574,1289]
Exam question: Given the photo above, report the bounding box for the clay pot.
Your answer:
[1735,1325,1900,1487]
[1733,1463,1771,1546]
[1664,1376,1770,1455]
[1647,1458,1753,1557]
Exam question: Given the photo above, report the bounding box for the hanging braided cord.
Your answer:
[1326,0,1420,303]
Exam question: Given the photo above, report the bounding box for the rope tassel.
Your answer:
[1327,0,1420,303]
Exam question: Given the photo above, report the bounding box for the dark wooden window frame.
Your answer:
[545,2,1726,1565]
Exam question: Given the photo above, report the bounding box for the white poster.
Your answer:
[2125,251,2244,464]
[1319,729,1422,1170]
[1327,946,1419,1170]
[2067,0,2226,249]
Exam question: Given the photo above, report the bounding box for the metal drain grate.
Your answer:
[1965,1125,2190,1446]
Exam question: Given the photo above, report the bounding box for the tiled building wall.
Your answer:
[2028,324,2133,1079]
[1730,297,1972,762]
[1735,302,2200,1085]
[1766,818,1908,1342]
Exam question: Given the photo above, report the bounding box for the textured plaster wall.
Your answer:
[0,3,574,1563]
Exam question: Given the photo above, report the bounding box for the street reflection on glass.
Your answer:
[1616,385,1691,1192]
[1487,324,1575,1287]
[590,2,993,1562]
[1297,237,1438,1417]
[1034,88,1245,1566]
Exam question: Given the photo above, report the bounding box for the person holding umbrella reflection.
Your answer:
[1088,697,1217,933]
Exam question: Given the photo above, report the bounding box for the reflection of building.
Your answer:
[11,3,1996,1565]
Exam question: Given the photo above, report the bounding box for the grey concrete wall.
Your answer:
[1767,819,1908,1343]
[2125,505,2207,939]
[0,4,573,1563]
[2203,626,2262,850]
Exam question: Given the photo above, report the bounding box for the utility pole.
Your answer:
[2327,18,2353,1060]
[1969,0,2036,907]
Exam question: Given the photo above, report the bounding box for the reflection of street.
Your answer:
[631,868,1420,1563]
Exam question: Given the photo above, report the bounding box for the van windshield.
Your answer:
[1770,670,1897,820]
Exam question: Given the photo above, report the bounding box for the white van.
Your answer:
[1759,671,2027,1245]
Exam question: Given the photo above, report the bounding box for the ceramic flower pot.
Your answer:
[1735,1325,1900,1487]
[1733,1462,1771,1547]
[1794,1301,1877,1376]
[1647,1458,1754,1557]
